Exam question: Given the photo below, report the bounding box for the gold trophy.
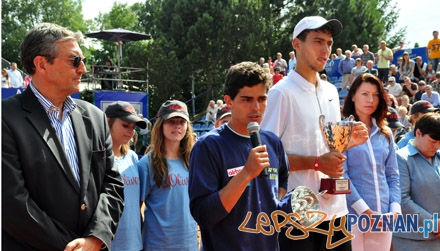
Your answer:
[318,115,354,194]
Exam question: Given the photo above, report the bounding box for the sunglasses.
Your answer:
[42,54,86,68]
[65,56,87,68]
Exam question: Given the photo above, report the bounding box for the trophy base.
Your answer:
[320,178,351,194]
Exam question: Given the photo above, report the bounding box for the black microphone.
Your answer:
[247,122,268,178]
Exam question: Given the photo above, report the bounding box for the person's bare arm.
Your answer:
[287,150,345,178]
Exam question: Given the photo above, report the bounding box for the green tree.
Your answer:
[274,0,405,55]
[137,0,274,115]
[1,0,86,69]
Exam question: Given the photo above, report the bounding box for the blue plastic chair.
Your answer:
[339,89,348,99]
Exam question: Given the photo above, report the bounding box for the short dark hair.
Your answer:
[20,23,83,75]
[414,113,440,140]
[296,25,334,42]
[224,62,271,100]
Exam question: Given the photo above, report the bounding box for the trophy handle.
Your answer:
[319,114,326,131]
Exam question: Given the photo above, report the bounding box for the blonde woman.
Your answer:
[399,95,412,115]
[138,100,197,250]
[105,101,146,251]
[2,68,11,88]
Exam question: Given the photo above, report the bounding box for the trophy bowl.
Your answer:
[288,186,324,227]
[319,114,354,153]
[318,115,354,194]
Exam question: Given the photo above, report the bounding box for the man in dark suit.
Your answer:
[2,23,124,251]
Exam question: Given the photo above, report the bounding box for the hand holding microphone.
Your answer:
[247,122,269,178]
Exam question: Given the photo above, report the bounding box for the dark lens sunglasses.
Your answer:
[72,56,87,68]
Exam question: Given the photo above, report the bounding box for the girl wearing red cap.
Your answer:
[138,100,198,250]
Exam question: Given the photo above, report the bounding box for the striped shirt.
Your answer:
[29,83,80,185]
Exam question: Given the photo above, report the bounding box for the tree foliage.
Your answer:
[2,0,406,118]
[1,0,86,67]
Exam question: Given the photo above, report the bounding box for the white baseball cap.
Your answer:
[293,16,343,39]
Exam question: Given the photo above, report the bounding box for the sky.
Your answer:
[82,0,438,48]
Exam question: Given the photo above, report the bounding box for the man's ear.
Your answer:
[33,56,47,72]
[415,128,422,138]
[224,95,233,108]
[292,38,300,51]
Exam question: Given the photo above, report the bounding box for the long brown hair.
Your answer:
[342,73,391,143]
[146,117,195,188]
[107,117,130,155]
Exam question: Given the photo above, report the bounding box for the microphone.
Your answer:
[247,122,268,178]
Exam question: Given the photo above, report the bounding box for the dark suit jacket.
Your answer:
[2,88,124,250]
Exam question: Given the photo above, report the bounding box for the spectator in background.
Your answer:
[349,58,367,87]
[214,104,231,128]
[397,106,411,128]
[138,100,197,250]
[413,56,427,82]
[431,71,440,92]
[320,73,329,81]
[2,68,11,88]
[338,50,355,90]
[387,107,405,137]
[399,95,412,115]
[360,44,375,66]
[386,76,402,100]
[399,52,415,82]
[267,56,275,74]
[396,100,439,149]
[388,93,399,110]
[401,76,418,103]
[24,75,32,88]
[425,63,436,83]
[365,60,378,76]
[8,62,24,88]
[392,41,407,53]
[138,114,152,154]
[104,101,146,251]
[336,47,346,59]
[426,30,440,72]
[342,74,401,251]
[287,51,297,73]
[376,40,394,84]
[216,99,224,108]
[274,52,288,75]
[272,67,283,85]
[205,100,218,123]
[414,80,427,102]
[393,113,440,250]
[389,64,401,83]
[258,57,265,67]
[351,44,362,57]
[421,84,440,108]
[101,60,114,90]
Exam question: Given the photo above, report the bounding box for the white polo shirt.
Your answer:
[261,70,348,221]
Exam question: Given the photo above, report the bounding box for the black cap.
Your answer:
[158,100,190,121]
[105,101,147,129]
[386,107,404,129]
[410,100,439,114]
[216,105,231,120]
